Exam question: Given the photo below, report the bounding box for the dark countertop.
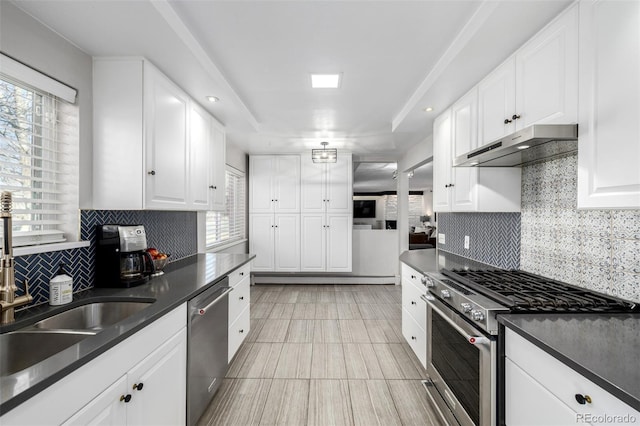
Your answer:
[399,248,497,276]
[499,313,640,412]
[0,252,254,415]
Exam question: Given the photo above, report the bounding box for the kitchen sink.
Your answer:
[0,331,92,376]
[28,301,153,332]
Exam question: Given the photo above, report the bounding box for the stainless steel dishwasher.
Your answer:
[187,278,233,425]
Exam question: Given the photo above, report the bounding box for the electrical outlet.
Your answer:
[464,235,470,250]
[438,233,445,244]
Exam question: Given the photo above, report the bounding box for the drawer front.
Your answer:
[229,276,250,322]
[401,262,425,290]
[401,307,426,368]
[505,328,640,418]
[228,305,250,362]
[229,263,251,288]
[401,278,426,329]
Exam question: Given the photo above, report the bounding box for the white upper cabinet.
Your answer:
[433,108,453,212]
[577,0,640,209]
[249,155,300,213]
[210,120,227,210]
[452,87,479,156]
[189,101,212,210]
[300,154,353,214]
[478,4,578,145]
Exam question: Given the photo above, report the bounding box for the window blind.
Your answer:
[0,74,79,248]
[206,168,246,248]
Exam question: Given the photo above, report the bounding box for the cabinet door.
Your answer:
[478,57,516,145]
[451,90,479,211]
[249,156,275,213]
[229,305,250,362]
[210,121,227,211]
[515,4,578,129]
[274,214,300,271]
[249,214,274,271]
[433,109,452,212]
[577,0,640,208]
[274,155,301,213]
[189,102,211,210]
[144,64,189,209]
[300,214,326,272]
[62,376,128,426]
[326,154,353,213]
[401,308,426,369]
[326,214,352,272]
[300,155,326,213]
[127,328,187,426]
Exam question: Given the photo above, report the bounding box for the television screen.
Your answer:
[353,200,376,218]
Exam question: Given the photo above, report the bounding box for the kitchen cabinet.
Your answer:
[433,108,521,213]
[0,304,187,425]
[301,213,352,272]
[478,4,578,145]
[400,263,427,368]
[93,57,225,211]
[210,120,227,210]
[64,328,187,426]
[249,213,300,272]
[505,328,640,425]
[249,155,300,214]
[300,154,353,213]
[228,263,250,362]
[577,0,640,209]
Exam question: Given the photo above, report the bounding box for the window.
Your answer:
[206,167,246,248]
[0,66,79,249]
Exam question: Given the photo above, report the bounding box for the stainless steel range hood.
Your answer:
[453,124,578,167]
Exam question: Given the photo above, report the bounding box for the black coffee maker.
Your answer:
[96,225,155,287]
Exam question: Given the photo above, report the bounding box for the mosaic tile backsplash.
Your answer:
[437,212,521,269]
[520,153,640,303]
[14,210,198,307]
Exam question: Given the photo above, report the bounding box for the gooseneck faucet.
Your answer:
[0,191,33,325]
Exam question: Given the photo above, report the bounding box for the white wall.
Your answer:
[352,230,399,278]
[1,2,94,208]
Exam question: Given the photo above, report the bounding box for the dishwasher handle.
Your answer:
[194,286,233,316]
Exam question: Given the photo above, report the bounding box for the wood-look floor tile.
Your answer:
[256,319,290,342]
[292,303,316,319]
[371,290,398,305]
[313,320,342,343]
[364,319,402,343]
[308,380,354,426]
[387,380,445,426]
[259,379,309,425]
[353,291,378,304]
[268,303,295,319]
[297,291,319,303]
[315,303,338,319]
[380,303,402,320]
[343,344,384,379]
[246,319,266,343]
[227,342,253,377]
[373,344,423,379]
[277,290,299,303]
[337,304,361,320]
[286,320,315,343]
[310,343,347,379]
[357,304,387,320]
[339,320,370,343]
[258,291,283,303]
[400,342,428,379]
[317,291,337,303]
[198,378,271,426]
[348,380,402,426]
[335,291,357,304]
[274,343,313,379]
[251,303,275,319]
[236,343,283,378]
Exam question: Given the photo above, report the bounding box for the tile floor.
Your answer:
[197,284,444,426]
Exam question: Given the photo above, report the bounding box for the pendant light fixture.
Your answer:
[312,141,337,163]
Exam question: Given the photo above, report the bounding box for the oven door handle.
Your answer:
[421,293,490,346]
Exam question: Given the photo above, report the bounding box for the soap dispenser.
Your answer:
[50,263,73,306]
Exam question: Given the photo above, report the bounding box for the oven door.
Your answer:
[423,293,496,426]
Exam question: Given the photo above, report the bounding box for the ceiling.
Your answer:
[353,161,432,193]
[11,0,572,159]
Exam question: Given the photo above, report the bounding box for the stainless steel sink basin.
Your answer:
[29,301,153,331]
[0,331,91,376]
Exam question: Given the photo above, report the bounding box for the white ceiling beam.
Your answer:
[151,0,261,131]
[391,1,499,132]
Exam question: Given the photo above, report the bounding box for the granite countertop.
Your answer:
[499,313,640,412]
[0,252,254,415]
[399,248,497,276]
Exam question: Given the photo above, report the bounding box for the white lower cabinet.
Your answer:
[400,262,427,368]
[228,263,251,362]
[505,328,640,425]
[249,213,300,272]
[300,214,352,272]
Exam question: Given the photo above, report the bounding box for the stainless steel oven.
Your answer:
[423,292,498,426]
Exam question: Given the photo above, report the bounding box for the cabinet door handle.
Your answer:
[575,394,592,405]
[239,329,244,333]
[239,296,244,300]
[133,383,144,391]
[209,185,217,189]
[147,170,156,176]
[411,336,417,340]
[512,114,521,120]
[411,275,417,279]
[449,184,454,187]
[239,272,244,276]
[120,394,132,403]
[411,301,417,305]
[504,118,512,124]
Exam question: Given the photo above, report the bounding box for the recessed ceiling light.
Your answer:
[517,145,530,150]
[424,107,433,112]
[470,161,479,166]
[311,74,341,89]
[206,96,220,103]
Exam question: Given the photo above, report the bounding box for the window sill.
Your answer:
[206,239,248,253]
[5,241,91,257]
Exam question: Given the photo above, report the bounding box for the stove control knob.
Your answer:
[471,310,485,322]
[420,276,427,285]
[460,303,473,313]
[424,277,435,288]
[441,290,451,299]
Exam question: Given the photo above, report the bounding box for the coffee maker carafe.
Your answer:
[96,225,155,287]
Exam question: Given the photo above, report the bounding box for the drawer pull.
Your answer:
[411,275,417,279]
[239,329,244,333]
[575,394,592,405]
[411,301,417,305]
[133,383,144,391]
[239,272,244,276]
[120,394,132,403]
[239,296,244,300]
[411,336,417,340]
